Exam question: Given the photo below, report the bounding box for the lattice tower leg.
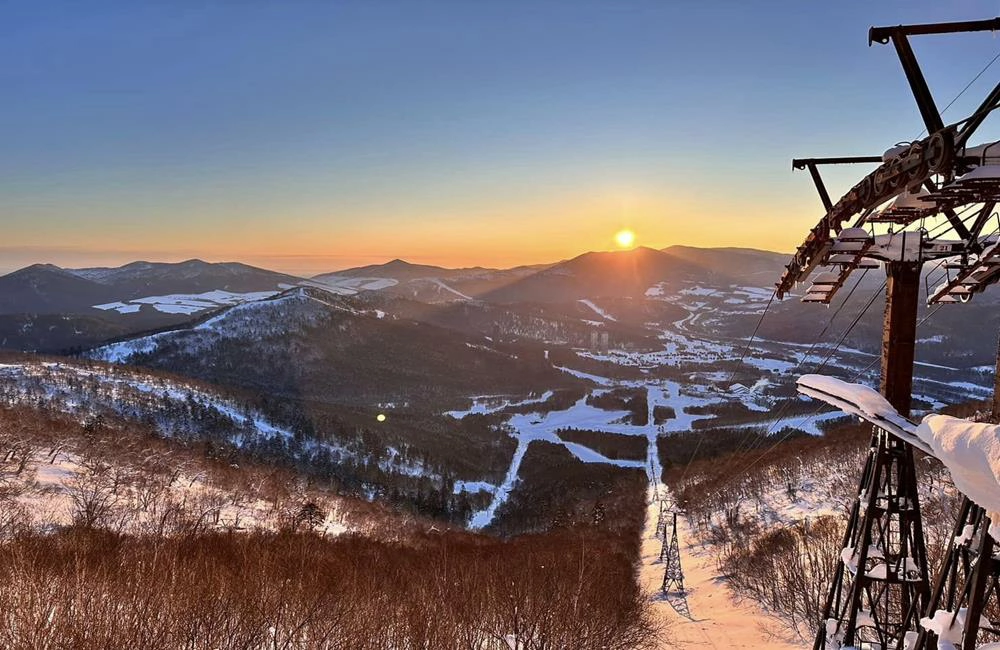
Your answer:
[814,427,931,650]
[914,498,1000,649]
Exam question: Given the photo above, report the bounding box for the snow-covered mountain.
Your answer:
[479,247,707,304]
[5,245,998,382]
[0,259,307,353]
[311,258,548,303]
[0,264,117,314]
[88,286,578,410]
[0,259,303,316]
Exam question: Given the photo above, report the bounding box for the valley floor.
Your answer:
[640,489,807,649]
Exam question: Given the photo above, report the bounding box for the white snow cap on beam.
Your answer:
[916,415,1000,542]
[887,187,930,209]
[953,164,1000,184]
[796,374,917,440]
[798,375,1000,536]
[836,227,871,242]
[963,140,1000,160]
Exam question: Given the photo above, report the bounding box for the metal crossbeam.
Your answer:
[778,19,1000,302]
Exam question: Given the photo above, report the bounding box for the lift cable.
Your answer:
[730,302,945,484]
[798,268,872,371]
[677,200,970,492]
[724,288,777,385]
[756,280,886,440]
[808,281,886,377]
[684,275,882,488]
[673,287,778,484]
[727,268,874,460]
[914,47,1000,140]
[846,303,946,382]
[924,203,982,240]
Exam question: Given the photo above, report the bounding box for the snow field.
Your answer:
[8,445,350,537]
[466,377,717,529]
[94,290,279,315]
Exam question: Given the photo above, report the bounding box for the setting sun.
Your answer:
[614,229,636,248]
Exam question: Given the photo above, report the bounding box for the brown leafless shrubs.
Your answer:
[0,402,660,649]
[0,527,659,650]
[721,516,842,639]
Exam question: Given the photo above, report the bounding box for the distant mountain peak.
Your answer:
[172,258,217,270]
[5,263,84,281]
[384,258,416,268]
[17,263,64,273]
[558,246,676,269]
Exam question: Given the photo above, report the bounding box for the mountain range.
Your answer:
[0,246,785,313]
[3,244,998,371]
[3,242,996,539]
[0,259,301,315]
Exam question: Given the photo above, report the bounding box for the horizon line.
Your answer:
[0,243,793,278]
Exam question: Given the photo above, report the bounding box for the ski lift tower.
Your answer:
[774,18,1000,650]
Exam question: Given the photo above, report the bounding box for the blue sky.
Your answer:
[2,1,1000,274]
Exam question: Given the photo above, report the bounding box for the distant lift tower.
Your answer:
[661,511,685,594]
[774,18,1000,650]
[656,497,670,540]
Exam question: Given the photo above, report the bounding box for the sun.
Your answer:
[615,229,636,249]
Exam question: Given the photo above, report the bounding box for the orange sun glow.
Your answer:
[614,229,636,248]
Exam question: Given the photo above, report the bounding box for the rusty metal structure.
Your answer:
[660,510,685,595]
[775,17,1000,649]
[655,497,669,540]
[913,497,1000,649]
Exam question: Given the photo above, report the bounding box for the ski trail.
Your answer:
[469,437,530,529]
[556,436,647,468]
[641,486,804,648]
[578,298,617,321]
[469,382,665,528]
[429,279,472,300]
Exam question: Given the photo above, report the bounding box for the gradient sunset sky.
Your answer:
[3,1,1000,276]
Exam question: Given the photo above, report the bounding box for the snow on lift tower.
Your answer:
[773,16,1000,650]
[797,374,1000,650]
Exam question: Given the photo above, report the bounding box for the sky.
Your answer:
[3,0,1000,276]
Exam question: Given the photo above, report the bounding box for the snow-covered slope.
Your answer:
[90,287,332,363]
[0,359,436,485]
[94,289,279,315]
[86,285,575,414]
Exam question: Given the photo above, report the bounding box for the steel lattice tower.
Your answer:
[655,498,669,540]
[661,511,685,594]
[913,498,1000,649]
[815,261,932,650]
